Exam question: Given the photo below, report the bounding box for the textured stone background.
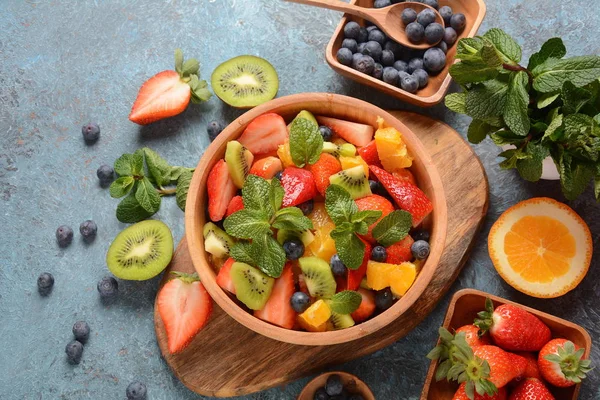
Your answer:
[1,0,599,399]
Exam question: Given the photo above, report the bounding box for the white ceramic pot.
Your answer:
[501,145,560,180]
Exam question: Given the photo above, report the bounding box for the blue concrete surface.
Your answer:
[0,1,599,399]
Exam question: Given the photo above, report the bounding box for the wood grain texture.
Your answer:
[153,111,489,398]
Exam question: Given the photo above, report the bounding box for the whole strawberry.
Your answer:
[509,378,555,400]
[456,325,492,348]
[471,345,528,390]
[474,298,551,352]
[514,352,542,381]
[453,382,507,400]
[538,339,591,387]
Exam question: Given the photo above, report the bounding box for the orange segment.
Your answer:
[277,141,294,168]
[339,156,370,178]
[366,261,396,290]
[389,262,417,297]
[374,117,413,171]
[297,299,331,332]
[306,203,337,260]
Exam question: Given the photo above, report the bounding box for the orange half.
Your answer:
[488,198,592,298]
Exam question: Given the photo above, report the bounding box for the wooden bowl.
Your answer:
[421,289,592,400]
[186,93,447,346]
[298,372,375,400]
[326,0,486,107]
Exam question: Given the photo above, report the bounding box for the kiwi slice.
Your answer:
[329,165,372,200]
[322,142,356,158]
[225,140,254,188]
[106,220,173,281]
[211,55,279,108]
[230,262,274,310]
[330,311,355,330]
[298,257,336,299]
[203,222,235,258]
[276,229,315,247]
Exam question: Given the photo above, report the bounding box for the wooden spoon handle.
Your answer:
[284,0,374,21]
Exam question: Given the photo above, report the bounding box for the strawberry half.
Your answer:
[355,195,394,243]
[317,116,374,147]
[509,378,555,400]
[129,49,211,125]
[207,159,237,222]
[357,140,382,167]
[225,195,244,217]
[307,153,342,196]
[351,288,376,323]
[157,272,213,354]
[538,338,591,388]
[347,240,371,290]
[249,156,283,179]
[386,235,414,264]
[254,264,295,329]
[238,113,288,155]
[216,258,236,294]
[281,167,317,207]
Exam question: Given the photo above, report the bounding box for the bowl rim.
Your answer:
[298,371,375,400]
[185,93,448,346]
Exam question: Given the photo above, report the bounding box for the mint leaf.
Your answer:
[457,37,483,55]
[563,114,600,161]
[504,71,530,136]
[176,170,193,211]
[558,150,595,200]
[499,148,530,169]
[109,176,135,198]
[116,192,154,223]
[241,175,273,218]
[169,166,194,181]
[272,207,313,231]
[595,176,600,201]
[480,41,504,67]
[114,153,144,177]
[330,230,364,270]
[372,210,412,247]
[537,92,559,109]
[466,79,508,119]
[468,120,495,144]
[136,177,161,213]
[332,221,354,236]
[544,112,564,141]
[491,130,528,146]
[223,209,271,239]
[528,38,566,71]
[230,241,255,265]
[143,147,172,187]
[562,81,592,114]
[533,55,600,93]
[325,185,358,225]
[250,234,286,278]
[269,178,284,213]
[352,221,370,236]
[445,93,467,114]
[449,60,499,85]
[328,291,362,314]
[483,28,522,63]
[516,141,549,182]
[351,210,382,226]
[289,118,323,168]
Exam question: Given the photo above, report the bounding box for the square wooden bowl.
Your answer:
[421,289,592,400]
[326,0,486,106]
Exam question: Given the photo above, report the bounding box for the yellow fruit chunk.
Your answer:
[389,262,417,297]
[339,156,369,178]
[306,222,336,261]
[297,299,331,332]
[309,203,331,229]
[277,141,294,168]
[374,117,413,171]
[488,197,592,298]
[366,261,396,290]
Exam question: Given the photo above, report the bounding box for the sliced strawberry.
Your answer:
[347,240,371,290]
[254,264,295,329]
[249,156,283,179]
[207,159,237,221]
[157,273,213,354]
[317,116,374,147]
[238,113,288,155]
[216,258,236,294]
[355,195,395,243]
[369,165,433,227]
[307,153,342,196]
[351,288,376,323]
[335,275,348,293]
[392,169,417,186]
[357,140,382,167]
[386,235,414,264]
[225,195,244,217]
[281,167,317,207]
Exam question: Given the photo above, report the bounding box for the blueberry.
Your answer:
[416,8,436,27]
[424,23,444,45]
[450,13,466,32]
[37,272,54,296]
[97,276,118,303]
[126,381,147,400]
[421,0,438,9]
[342,38,358,53]
[375,288,394,311]
[330,254,346,276]
[343,21,361,39]
[405,22,424,43]
[65,340,84,365]
[357,27,369,43]
[361,41,382,62]
[355,55,375,75]
[384,41,405,59]
[398,71,410,81]
[207,120,225,142]
[371,245,387,262]
[367,29,386,45]
[81,123,100,143]
[373,0,391,8]
[352,53,363,69]
[56,225,74,248]
[366,25,378,32]
[443,27,457,45]
[412,230,430,242]
[393,60,408,72]
[298,199,315,215]
[336,48,354,66]
[79,220,97,242]
[274,171,283,181]
[326,374,344,396]
[314,387,329,400]
[412,69,429,89]
[400,74,419,93]
[407,58,424,73]
[72,321,90,343]
[380,49,395,66]
[283,238,304,260]
[437,40,448,54]
[290,292,311,313]
[411,240,430,259]
[439,6,453,25]
[382,67,399,86]
[423,47,446,73]
[369,180,386,196]
[372,63,384,80]
[96,164,115,188]
[401,8,417,25]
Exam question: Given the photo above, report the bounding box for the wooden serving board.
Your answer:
[153,111,489,397]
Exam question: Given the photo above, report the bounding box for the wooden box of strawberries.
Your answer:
[422,289,592,400]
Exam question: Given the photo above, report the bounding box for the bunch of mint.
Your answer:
[110,148,194,223]
[445,28,600,200]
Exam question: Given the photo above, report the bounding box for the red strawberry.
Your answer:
[216,258,236,294]
[355,195,395,243]
[347,240,371,290]
[249,156,283,179]
[225,195,244,217]
[307,153,342,196]
[538,338,591,388]
[238,113,288,155]
[317,116,374,147]
[515,352,542,381]
[369,165,433,227]
[281,167,317,207]
[351,288,376,323]
[386,235,414,264]
[392,169,417,186]
[453,383,507,400]
[472,345,528,389]
[357,140,382,167]
[157,272,212,354]
[456,324,492,348]
[474,298,551,352]
[254,264,295,329]
[509,378,555,400]
[335,275,348,293]
[207,159,237,221]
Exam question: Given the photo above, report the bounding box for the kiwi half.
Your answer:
[298,257,336,299]
[329,311,355,330]
[329,165,372,200]
[211,55,279,108]
[106,220,173,281]
[322,141,357,158]
[230,262,274,310]
[225,140,254,188]
[203,222,235,259]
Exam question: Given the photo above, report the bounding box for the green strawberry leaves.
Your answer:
[174,49,212,104]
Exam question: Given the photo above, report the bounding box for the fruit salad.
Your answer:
[203,110,434,332]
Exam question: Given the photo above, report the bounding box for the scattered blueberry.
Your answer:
[382,67,399,86]
[97,276,118,303]
[401,8,417,25]
[371,245,387,262]
[361,41,382,62]
[372,63,384,80]
[283,238,304,260]
[56,225,74,248]
[400,74,419,93]
[207,120,225,141]
[375,288,394,311]
[326,374,344,396]
[274,171,283,181]
[298,199,315,216]
[439,5,453,25]
[381,49,395,66]
[373,0,391,8]
[79,220,97,242]
[314,387,329,400]
[369,180,386,196]
[355,55,375,75]
[72,321,90,343]
[411,240,430,259]
[450,13,466,32]
[412,230,430,242]
[412,69,429,89]
[423,47,446,73]
[126,381,147,400]
[384,41,404,59]
[357,27,369,43]
[337,48,354,66]
[96,164,115,188]
[407,58,424,73]
[343,21,361,39]
[421,0,438,9]
[37,272,54,296]
[81,123,100,143]
[393,60,408,72]
[341,38,358,53]
[65,340,84,365]
[437,40,448,54]
[424,23,444,45]
[290,292,311,313]
[330,254,346,276]
[443,27,457,45]
[405,22,424,43]
[417,8,436,27]
[367,29,386,45]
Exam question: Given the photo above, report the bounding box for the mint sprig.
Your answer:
[289,117,323,168]
[372,210,412,247]
[328,290,362,315]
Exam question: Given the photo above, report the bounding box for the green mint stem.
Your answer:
[502,63,534,83]
[157,188,177,195]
